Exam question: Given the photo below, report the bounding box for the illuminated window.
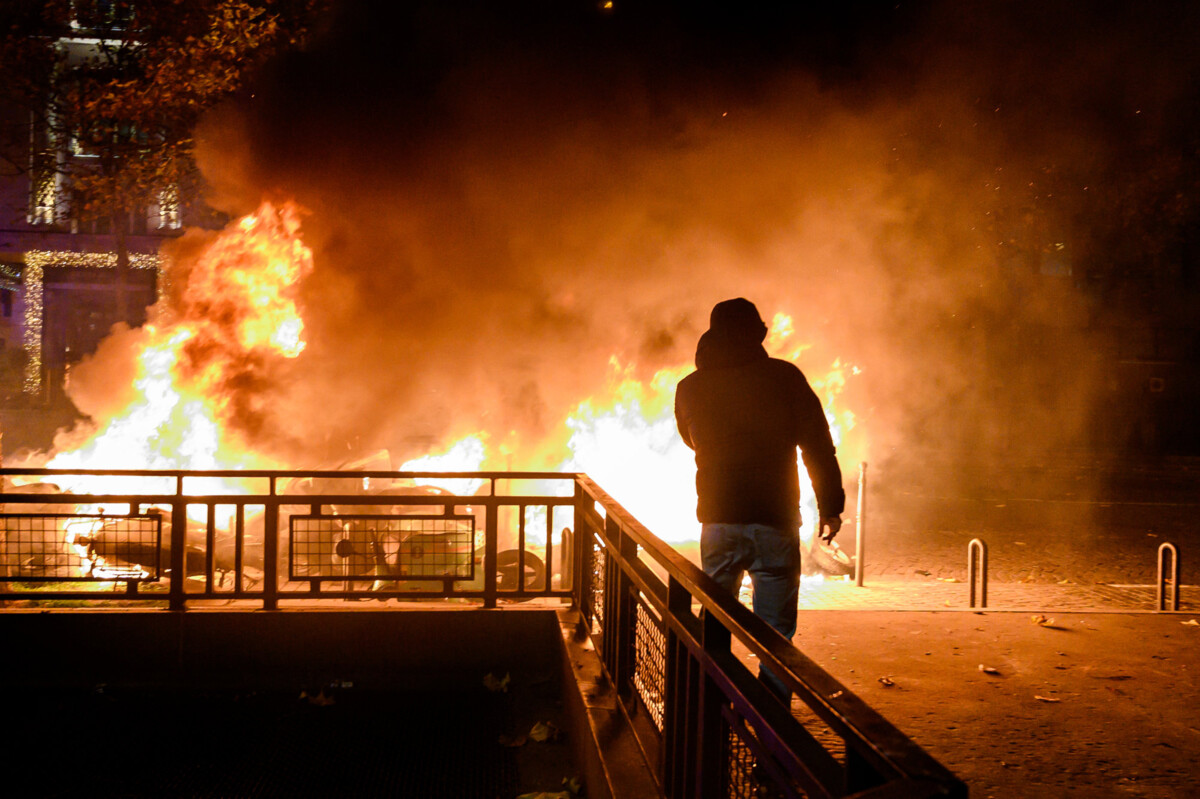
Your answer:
[70,1,133,33]
[29,171,56,225]
[158,185,181,229]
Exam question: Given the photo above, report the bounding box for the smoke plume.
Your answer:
[176,0,1197,497]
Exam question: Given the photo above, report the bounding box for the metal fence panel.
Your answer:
[1,513,161,581]
[289,514,475,581]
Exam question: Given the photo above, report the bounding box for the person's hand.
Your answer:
[818,516,842,543]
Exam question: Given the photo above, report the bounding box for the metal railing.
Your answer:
[571,475,966,799]
[0,468,576,609]
[1,467,966,798]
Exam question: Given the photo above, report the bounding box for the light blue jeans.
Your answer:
[701,522,800,702]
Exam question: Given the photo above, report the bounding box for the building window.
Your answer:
[29,169,57,225]
[158,185,181,229]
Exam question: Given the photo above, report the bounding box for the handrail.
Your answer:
[573,475,965,798]
[2,467,573,480]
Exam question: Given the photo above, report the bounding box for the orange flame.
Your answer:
[39,202,313,496]
[26,198,864,579]
[554,317,863,545]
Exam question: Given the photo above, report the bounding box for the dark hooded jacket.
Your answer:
[675,301,845,529]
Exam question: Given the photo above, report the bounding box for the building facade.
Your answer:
[0,14,204,409]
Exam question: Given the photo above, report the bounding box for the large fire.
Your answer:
[26,202,311,492]
[557,334,862,547]
[18,200,863,558]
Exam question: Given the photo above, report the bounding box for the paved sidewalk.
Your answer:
[795,577,1194,612]
[774,611,1200,798]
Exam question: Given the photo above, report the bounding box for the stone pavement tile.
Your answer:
[781,611,1200,798]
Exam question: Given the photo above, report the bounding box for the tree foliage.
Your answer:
[0,0,320,227]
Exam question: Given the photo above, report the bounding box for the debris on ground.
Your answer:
[878,676,895,687]
[978,665,1002,676]
[299,689,335,706]
[484,671,511,692]
[1034,695,1062,703]
[529,720,563,743]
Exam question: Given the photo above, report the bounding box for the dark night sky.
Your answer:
[240,1,1200,172]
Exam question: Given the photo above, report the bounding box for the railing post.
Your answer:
[662,576,691,798]
[696,609,730,799]
[262,477,279,610]
[604,515,636,695]
[967,538,988,609]
[572,482,594,630]
[169,475,186,611]
[204,503,216,594]
[484,500,499,609]
[1158,542,1180,612]
[855,461,867,587]
[616,519,639,697]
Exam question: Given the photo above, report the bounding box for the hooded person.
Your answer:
[675,297,844,701]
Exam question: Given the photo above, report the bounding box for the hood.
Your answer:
[710,298,768,343]
[695,328,769,370]
[696,297,769,370]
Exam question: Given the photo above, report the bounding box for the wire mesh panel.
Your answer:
[723,710,807,799]
[289,515,475,581]
[0,514,162,581]
[633,594,666,731]
[726,724,760,799]
[588,534,606,633]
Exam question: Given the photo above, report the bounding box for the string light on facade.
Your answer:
[25,250,161,271]
[21,259,43,393]
[21,249,162,394]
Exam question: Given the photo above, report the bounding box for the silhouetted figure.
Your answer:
[675,298,844,701]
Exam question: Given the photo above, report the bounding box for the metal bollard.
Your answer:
[1157,542,1180,612]
[967,538,988,609]
[855,462,867,587]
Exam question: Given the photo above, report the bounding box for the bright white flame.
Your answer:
[401,435,488,495]
[557,323,862,549]
[559,363,698,543]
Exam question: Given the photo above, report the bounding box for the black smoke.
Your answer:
[185,0,1200,484]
